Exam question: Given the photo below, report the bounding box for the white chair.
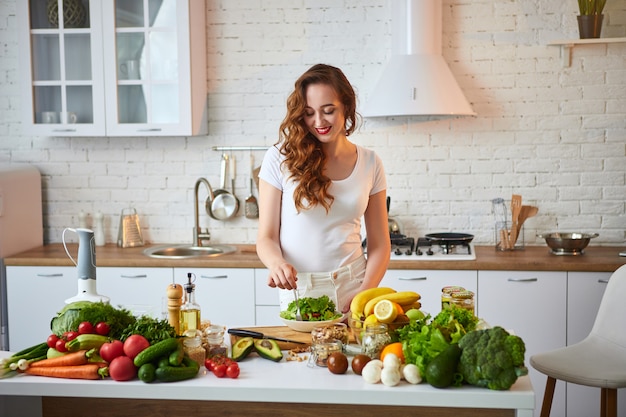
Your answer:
[530,264,626,417]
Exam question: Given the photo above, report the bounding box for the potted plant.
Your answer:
[577,0,607,38]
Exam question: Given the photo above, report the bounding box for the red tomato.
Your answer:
[108,355,137,381]
[226,363,240,379]
[123,334,150,360]
[95,322,110,336]
[78,321,94,334]
[99,340,125,363]
[213,364,227,378]
[64,331,79,341]
[55,338,68,352]
[46,334,59,349]
[204,358,215,372]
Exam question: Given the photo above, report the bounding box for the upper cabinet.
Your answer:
[17,0,207,137]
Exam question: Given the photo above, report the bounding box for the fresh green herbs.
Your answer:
[279,295,341,321]
[578,0,606,15]
[118,316,176,344]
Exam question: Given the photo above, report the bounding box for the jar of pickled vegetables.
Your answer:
[450,290,475,314]
[441,286,465,310]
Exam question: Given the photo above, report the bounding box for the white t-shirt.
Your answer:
[259,144,386,273]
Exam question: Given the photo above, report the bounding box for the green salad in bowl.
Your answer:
[279,295,342,322]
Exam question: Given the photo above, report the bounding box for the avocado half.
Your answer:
[253,339,283,362]
[231,337,255,362]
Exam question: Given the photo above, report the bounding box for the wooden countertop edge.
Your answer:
[4,243,626,272]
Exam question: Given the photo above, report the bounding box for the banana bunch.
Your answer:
[350,287,421,320]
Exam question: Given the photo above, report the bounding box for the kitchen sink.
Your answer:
[143,244,237,259]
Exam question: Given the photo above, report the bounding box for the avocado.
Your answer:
[231,337,255,361]
[424,343,462,388]
[253,338,283,362]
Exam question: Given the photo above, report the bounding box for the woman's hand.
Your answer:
[266,262,299,290]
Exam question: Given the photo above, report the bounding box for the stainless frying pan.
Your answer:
[208,154,238,220]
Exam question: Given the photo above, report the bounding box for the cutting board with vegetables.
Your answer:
[228,326,311,350]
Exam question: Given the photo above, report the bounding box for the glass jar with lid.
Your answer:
[361,323,391,359]
[182,332,205,365]
[450,290,475,314]
[202,324,228,358]
[441,286,466,310]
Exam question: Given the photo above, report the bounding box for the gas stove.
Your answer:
[389,235,476,261]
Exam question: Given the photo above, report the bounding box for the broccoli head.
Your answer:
[458,326,528,390]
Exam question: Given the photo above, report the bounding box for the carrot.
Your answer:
[29,350,89,368]
[24,364,107,380]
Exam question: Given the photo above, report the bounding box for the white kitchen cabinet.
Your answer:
[5,266,76,352]
[96,267,174,319]
[478,270,567,417]
[381,270,477,317]
[17,0,207,137]
[174,268,255,329]
[566,272,626,417]
[254,268,282,326]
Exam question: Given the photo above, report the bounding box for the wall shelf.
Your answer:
[548,37,626,67]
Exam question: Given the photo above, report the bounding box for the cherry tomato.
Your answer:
[204,358,215,372]
[55,338,68,352]
[213,364,227,378]
[46,334,60,349]
[64,331,79,341]
[95,322,110,336]
[226,363,240,379]
[78,321,94,334]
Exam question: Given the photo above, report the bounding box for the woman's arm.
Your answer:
[256,179,298,290]
[360,190,391,290]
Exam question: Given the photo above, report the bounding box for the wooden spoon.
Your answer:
[509,195,522,247]
[515,205,538,237]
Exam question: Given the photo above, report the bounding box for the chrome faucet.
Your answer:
[194,178,215,247]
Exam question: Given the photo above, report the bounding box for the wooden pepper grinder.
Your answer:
[166,283,183,335]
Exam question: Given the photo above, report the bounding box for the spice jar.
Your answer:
[182,332,205,365]
[202,324,228,358]
[311,323,349,346]
[361,323,391,359]
[310,340,342,367]
[450,290,475,314]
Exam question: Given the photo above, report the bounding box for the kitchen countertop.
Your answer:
[5,243,626,272]
[0,349,535,417]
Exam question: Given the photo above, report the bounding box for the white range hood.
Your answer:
[362,0,475,117]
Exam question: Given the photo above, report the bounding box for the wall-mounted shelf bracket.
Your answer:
[547,37,626,68]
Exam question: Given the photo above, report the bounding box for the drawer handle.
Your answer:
[120,274,148,279]
[398,276,427,281]
[36,273,64,277]
[507,277,538,282]
[598,279,609,284]
[200,274,228,279]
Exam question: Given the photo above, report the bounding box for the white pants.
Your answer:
[279,255,367,314]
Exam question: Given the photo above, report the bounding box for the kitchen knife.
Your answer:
[227,328,307,345]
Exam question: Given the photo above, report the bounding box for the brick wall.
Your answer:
[0,0,624,246]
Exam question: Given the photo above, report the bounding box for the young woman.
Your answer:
[256,64,390,314]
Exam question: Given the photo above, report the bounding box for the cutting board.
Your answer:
[229,326,312,351]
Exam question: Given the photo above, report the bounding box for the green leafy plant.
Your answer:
[578,0,607,15]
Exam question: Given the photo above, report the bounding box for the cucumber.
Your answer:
[155,357,200,382]
[133,337,180,367]
[168,343,184,366]
[65,334,109,352]
[138,363,157,383]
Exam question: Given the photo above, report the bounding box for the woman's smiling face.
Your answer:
[303,83,346,145]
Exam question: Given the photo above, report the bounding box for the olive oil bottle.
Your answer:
[179,273,201,336]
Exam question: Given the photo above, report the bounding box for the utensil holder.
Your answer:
[117,207,144,248]
[495,221,524,251]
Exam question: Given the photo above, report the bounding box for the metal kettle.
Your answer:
[387,197,402,234]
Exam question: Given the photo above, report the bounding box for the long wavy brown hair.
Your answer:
[278,64,359,213]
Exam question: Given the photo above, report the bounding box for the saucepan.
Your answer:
[208,154,238,220]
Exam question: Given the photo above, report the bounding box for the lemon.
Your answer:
[373,299,398,324]
[363,314,380,329]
